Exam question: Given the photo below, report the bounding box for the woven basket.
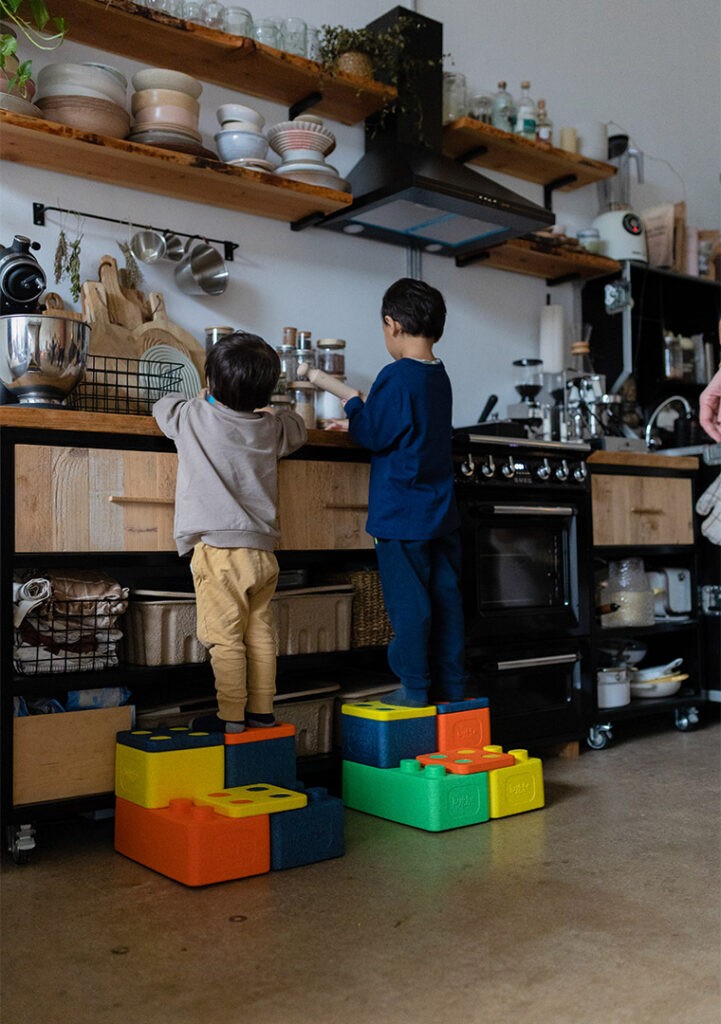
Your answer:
[325,568,393,648]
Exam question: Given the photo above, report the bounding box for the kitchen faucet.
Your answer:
[644,395,693,449]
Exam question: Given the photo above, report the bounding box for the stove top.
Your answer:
[453,433,591,488]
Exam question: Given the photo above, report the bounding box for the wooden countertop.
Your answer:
[0,405,359,449]
[588,449,699,471]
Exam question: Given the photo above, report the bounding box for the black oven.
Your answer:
[453,434,593,745]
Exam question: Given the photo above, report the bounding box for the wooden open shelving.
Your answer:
[48,0,396,126]
[477,236,620,283]
[0,111,352,223]
[443,117,616,192]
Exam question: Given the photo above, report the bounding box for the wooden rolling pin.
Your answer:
[297,362,360,401]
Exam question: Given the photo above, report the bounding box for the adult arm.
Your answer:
[699,366,721,442]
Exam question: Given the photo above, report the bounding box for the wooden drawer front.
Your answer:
[14,445,177,552]
[592,474,694,546]
[278,460,372,550]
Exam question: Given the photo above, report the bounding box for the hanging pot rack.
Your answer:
[32,202,239,262]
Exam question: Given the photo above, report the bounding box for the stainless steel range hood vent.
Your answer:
[315,141,554,258]
[296,6,554,262]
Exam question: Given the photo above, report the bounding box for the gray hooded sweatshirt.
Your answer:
[154,393,307,556]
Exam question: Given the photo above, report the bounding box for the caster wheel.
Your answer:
[675,707,699,732]
[587,725,613,750]
[5,824,35,865]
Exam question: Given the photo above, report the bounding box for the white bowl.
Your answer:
[267,120,336,157]
[37,62,127,106]
[280,147,326,163]
[632,658,684,682]
[217,103,264,128]
[219,119,263,134]
[0,92,42,118]
[629,673,688,699]
[214,129,269,162]
[131,67,203,99]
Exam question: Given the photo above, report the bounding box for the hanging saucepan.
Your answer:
[129,229,167,264]
[174,238,228,296]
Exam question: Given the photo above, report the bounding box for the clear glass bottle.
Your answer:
[316,338,346,375]
[663,331,683,380]
[535,98,553,144]
[289,380,316,429]
[514,80,536,139]
[491,80,516,133]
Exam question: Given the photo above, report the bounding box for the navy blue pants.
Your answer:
[374,530,467,703]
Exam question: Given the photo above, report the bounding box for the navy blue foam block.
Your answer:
[224,733,297,789]
[342,714,437,768]
[436,697,489,714]
[116,727,223,751]
[270,787,345,870]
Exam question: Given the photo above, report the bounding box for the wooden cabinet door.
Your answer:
[591,474,694,546]
[278,459,372,550]
[14,444,177,552]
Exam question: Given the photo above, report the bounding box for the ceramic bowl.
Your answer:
[131,88,199,115]
[219,119,263,134]
[131,67,203,99]
[217,103,264,128]
[134,104,199,130]
[280,147,327,163]
[37,62,127,106]
[37,95,131,138]
[0,92,42,118]
[214,129,269,163]
[267,120,335,157]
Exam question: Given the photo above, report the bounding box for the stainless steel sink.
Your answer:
[656,442,721,464]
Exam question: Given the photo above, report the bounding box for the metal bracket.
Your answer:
[32,202,239,262]
[289,91,323,121]
[454,251,491,269]
[290,211,328,232]
[543,174,578,210]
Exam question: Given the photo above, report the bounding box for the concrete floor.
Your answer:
[2,717,720,1024]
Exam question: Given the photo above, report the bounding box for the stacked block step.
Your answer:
[341,697,544,831]
[114,724,344,885]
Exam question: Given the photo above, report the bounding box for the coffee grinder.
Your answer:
[507,358,545,437]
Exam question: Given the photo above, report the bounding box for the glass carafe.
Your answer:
[602,558,655,628]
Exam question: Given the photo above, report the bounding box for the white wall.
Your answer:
[3,0,719,425]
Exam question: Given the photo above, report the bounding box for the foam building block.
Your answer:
[435,700,491,753]
[196,783,308,818]
[224,722,298,790]
[343,758,490,832]
[341,701,437,768]
[115,727,224,809]
[487,749,545,818]
[417,744,516,774]
[270,786,345,870]
[114,796,270,886]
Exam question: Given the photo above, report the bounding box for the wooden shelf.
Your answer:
[0,111,352,223]
[49,0,396,126]
[443,117,616,191]
[476,236,621,283]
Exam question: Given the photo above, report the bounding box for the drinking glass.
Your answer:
[282,17,307,56]
[252,17,281,48]
[306,25,320,60]
[199,0,225,28]
[182,0,204,22]
[222,5,252,35]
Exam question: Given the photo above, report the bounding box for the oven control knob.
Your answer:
[555,458,569,481]
[501,456,515,479]
[480,455,496,478]
[573,462,588,482]
[460,453,476,478]
[536,458,551,480]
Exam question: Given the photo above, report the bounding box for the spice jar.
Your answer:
[316,338,345,375]
[289,380,316,429]
[296,329,315,369]
[277,344,298,387]
[269,392,294,413]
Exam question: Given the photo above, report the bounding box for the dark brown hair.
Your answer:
[381,278,446,341]
[205,332,280,412]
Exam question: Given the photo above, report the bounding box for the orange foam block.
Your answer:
[436,705,491,752]
[417,745,516,774]
[114,796,270,886]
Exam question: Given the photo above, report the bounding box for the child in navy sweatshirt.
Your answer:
[344,278,466,707]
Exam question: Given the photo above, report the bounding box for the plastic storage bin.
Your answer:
[271,586,353,655]
[273,684,340,755]
[121,593,208,666]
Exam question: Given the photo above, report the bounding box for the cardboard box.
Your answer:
[121,598,208,666]
[272,586,353,655]
[13,706,134,805]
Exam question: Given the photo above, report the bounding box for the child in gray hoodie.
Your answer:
[153,332,307,733]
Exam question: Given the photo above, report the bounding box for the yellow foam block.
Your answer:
[115,744,225,809]
[487,749,545,818]
[341,700,436,721]
[196,784,308,818]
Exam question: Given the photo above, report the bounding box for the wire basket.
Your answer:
[14,597,124,675]
[324,568,393,648]
[66,355,183,415]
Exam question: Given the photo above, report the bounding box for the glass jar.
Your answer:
[315,376,346,426]
[204,325,233,354]
[296,330,315,369]
[442,72,467,124]
[316,338,345,375]
[602,558,655,628]
[277,344,298,386]
[663,332,683,380]
[221,5,252,35]
[289,380,316,429]
[269,392,294,412]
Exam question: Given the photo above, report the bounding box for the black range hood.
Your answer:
[299,7,554,262]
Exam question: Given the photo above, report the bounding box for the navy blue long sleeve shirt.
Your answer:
[345,358,460,541]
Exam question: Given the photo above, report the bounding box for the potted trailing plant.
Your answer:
[1,1,65,97]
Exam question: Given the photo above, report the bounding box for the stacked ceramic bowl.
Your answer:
[35,62,130,137]
[267,115,349,191]
[128,68,207,155]
[214,103,272,169]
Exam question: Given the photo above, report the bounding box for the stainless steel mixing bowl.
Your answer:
[0,313,90,405]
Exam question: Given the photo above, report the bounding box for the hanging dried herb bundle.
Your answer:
[118,240,142,289]
[53,228,67,284]
[66,235,82,302]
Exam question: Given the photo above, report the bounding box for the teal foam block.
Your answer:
[342,758,490,832]
[270,787,345,870]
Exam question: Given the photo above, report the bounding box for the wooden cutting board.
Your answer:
[133,292,206,382]
[81,281,138,358]
[42,292,86,322]
[99,255,144,330]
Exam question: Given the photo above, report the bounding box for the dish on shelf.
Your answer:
[37,95,131,138]
[214,128,269,162]
[0,93,42,118]
[131,68,203,99]
[226,157,276,171]
[217,103,264,129]
[139,344,201,400]
[631,658,683,682]
[267,119,336,157]
[37,62,127,106]
[629,673,689,699]
[274,161,350,191]
[128,123,202,142]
